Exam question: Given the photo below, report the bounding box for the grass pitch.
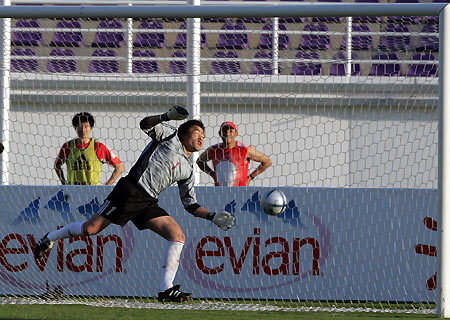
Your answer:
[0,304,436,320]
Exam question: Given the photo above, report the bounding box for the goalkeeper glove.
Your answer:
[161,105,189,121]
[208,211,235,231]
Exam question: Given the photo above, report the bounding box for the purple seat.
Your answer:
[91,19,125,48]
[291,51,322,75]
[175,23,207,49]
[50,20,84,47]
[47,48,78,73]
[236,17,266,24]
[169,51,186,74]
[387,0,422,25]
[416,23,439,52]
[313,0,343,23]
[368,53,401,76]
[378,23,411,51]
[11,19,43,46]
[202,18,228,23]
[11,48,38,72]
[299,23,331,51]
[276,2,307,23]
[132,50,159,74]
[353,0,382,23]
[329,52,361,76]
[257,23,290,50]
[216,21,249,50]
[210,51,241,74]
[88,49,120,73]
[162,17,186,23]
[428,0,450,23]
[406,53,438,77]
[251,51,281,75]
[340,24,373,50]
[133,19,165,48]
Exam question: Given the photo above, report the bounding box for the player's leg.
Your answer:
[34,212,112,259]
[143,216,191,302]
[35,177,131,259]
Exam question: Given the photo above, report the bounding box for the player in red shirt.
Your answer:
[54,112,124,185]
[197,121,272,186]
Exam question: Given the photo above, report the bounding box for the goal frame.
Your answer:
[0,1,448,316]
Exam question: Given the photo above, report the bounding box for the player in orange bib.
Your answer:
[197,121,272,186]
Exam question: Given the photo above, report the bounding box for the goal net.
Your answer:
[0,1,444,316]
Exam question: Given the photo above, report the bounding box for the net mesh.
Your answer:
[0,2,440,315]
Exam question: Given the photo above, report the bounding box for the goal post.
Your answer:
[0,2,448,317]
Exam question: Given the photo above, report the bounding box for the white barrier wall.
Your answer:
[0,185,438,301]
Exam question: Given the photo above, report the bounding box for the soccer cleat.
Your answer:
[34,233,54,259]
[158,285,192,303]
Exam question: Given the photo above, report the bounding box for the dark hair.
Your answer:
[0,142,3,154]
[72,112,95,128]
[177,119,205,140]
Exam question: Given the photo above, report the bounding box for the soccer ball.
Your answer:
[261,189,287,216]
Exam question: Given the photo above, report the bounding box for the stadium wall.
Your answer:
[0,185,437,301]
[6,76,438,188]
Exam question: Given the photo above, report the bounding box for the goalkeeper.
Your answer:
[34,106,235,302]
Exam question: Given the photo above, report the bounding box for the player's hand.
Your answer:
[212,211,235,231]
[165,105,189,121]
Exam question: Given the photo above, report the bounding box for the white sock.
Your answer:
[159,240,184,291]
[47,222,84,242]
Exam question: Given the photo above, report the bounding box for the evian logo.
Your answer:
[182,192,332,293]
[0,225,135,290]
[0,189,136,291]
[415,217,437,290]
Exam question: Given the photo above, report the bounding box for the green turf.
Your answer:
[0,304,436,320]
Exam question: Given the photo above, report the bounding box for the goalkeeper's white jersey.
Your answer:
[128,123,198,210]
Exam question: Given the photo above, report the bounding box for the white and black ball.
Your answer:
[261,189,287,216]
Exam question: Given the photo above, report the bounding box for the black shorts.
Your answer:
[98,176,169,231]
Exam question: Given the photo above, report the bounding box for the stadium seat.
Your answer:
[298,23,331,51]
[427,0,450,23]
[353,0,382,24]
[250,51,281,75]
[50,20,84,47]
[202,18,228,23]
[132,50,159,74]
[368,53,401,76]
[169,51,186,74]
[174,23,207,49]
[88,49,120,73]
[329,52,361,76]
[340,24,374,51]
[313,0,343,23]
[47,48,78,73]
[11,19,44,46]
[11,48,38,72]
[276,2,307,23]
[378,23,411,52]
[257,23,290,50]
[406,53,438,77]
[91,19,125,48]
[416,23,439,52]
[133,19,166,48]
[387,0,422,25]
[161,17,186,23]
[216,21,249,50]
[210,51,241,74]
[291,51,322,75]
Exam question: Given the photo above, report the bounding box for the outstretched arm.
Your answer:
[140,106,189,131]
[246,146,272,186]
[193,206,235,231]
[196,149,216,182]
